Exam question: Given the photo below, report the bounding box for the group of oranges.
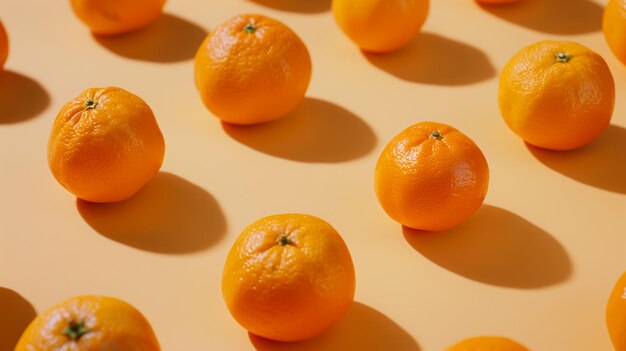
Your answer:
[2,0,626,350]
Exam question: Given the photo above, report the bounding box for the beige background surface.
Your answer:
[1,0,625,350]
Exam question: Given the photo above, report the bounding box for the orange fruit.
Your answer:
[70,0,166,35]
[0,20,8,70]
[499,40,615,151]
[332,0,429,53]
[222,213,356,341]
[194,14,311,125]
[446,336,529,351]
[607,271,626,351]
[15,296,160,351]
[603,0,626,65]
[374,121,489,232]
[48,87,165,203]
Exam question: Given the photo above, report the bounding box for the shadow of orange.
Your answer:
[77,172,226,254]
[249,302,421,351]
[404,205,572,289]
[0,71,49,123]
[248,0,331,13]
[478,0,602,34]
[0,288,36,351]
[364,33,495,86]
[222,98,377,163]
[94,13,208,63]
[527,125,626,194]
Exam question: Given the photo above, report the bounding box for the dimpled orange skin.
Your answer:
[499,40,615,151]
[15,296,161,351]
[607,272,626,351]
[70,0,166,35]
[194,14,312,125]
[222,214,356,342]
[374,122,489,232]
[603,0,626,65]
[445,336,529,351]
[48,87,165,203]
[332,0,429,53]
[0,20,8,70]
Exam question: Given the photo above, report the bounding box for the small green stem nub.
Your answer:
[244,24,256,33]
[84,99,97,111]
[276,234,291,246]
[429,131,443,140]
[556,52,571,63]
[63,321,89,341]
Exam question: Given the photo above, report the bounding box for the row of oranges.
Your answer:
[2,0,626,350]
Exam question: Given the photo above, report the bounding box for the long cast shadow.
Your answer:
[364,33,495,86]
[222,98,376,163]
[404,205,572,289]
[94,13,208,63]
[77,172,227,254]
[250,302,421,351]
[248,0,331,13]
[0,288,36,351]
[0,71,49,123]
[478,0,602,35]
[527,125,626,194]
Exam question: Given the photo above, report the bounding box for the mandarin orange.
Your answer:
[194,14,311,125]
[607,271,626,351]
[499,40,614,150]
[15,296,160,351]
[374,122,489,231]
[222,214,356,341]
[332,0,429,53]
[48,87,165,203]
[0,20,8,70]
[446,336,529,351]
[603,0,626,65]
[70,0,166,35]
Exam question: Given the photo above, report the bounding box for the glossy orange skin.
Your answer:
[194,14,312,125]
[332,0,429,53]
[48,87,165,203]
[499,40,615,151]
[222,214,356,342]
[70,0,166,35]
[0,20,8,70]
[607,272,626,351]
[604,0,626,65]
[374,122,489,232]
[446,336,529,351]
[15,296,161,351]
